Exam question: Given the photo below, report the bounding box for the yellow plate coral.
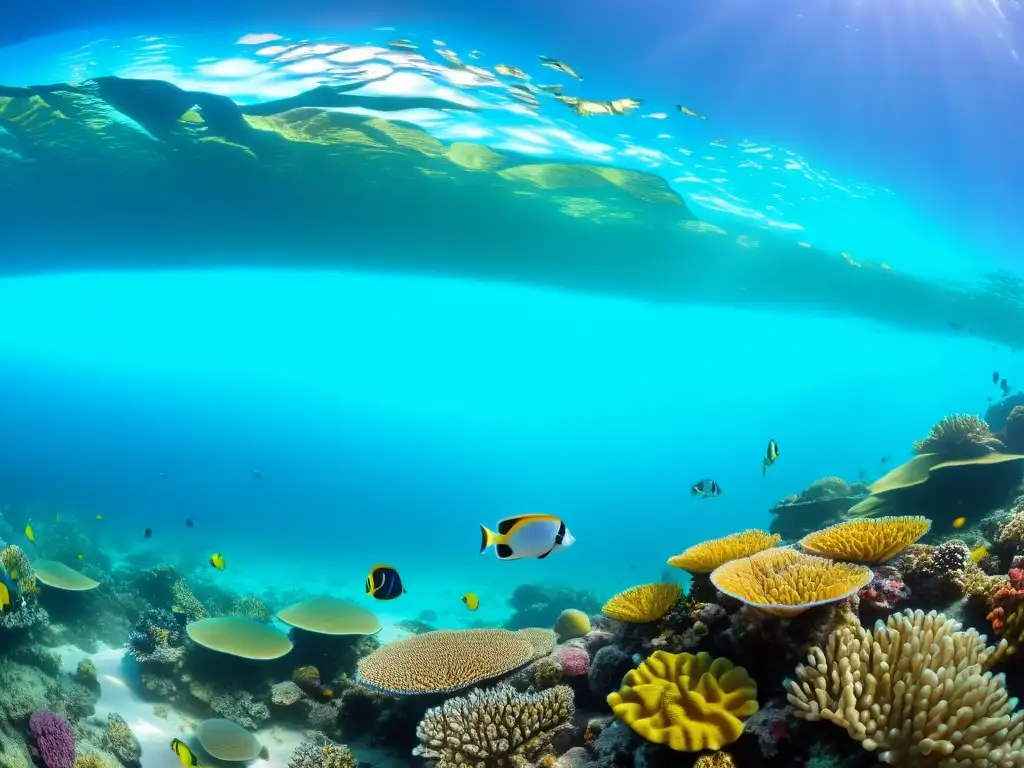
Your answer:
[667,529,781,573]
[602,583,681,623]
[710,548,871,617]
[799,516,931,564]
[607,650,758,752]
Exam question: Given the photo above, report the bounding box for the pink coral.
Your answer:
[28,710,74,768]
[557,647,590,676]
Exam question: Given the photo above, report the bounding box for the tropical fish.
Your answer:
[691,479,722,498]
[952,516,966,529]
[993,371,1000,384]
[170,738,201,767]
[366,565,406,600]
[209,553,226,571]
[462,592,480,611]
[144,528,152,539]
[677,104,707,120]
[24,524,34,543]
[54,514,60,523]
[479,514,575,561]
[77,553,84,561]
[495,63,528,79]
[96,514,103,520]
[538,55,582,80]
[971,545,989,563]
[186,519,193,529]
[318,686,334,700]
[763,439,779,477]
[0,582,9,612]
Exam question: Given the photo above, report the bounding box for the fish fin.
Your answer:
[537,547,554,560]
[365,577,374,595]
[496,513,558,535]
[479,524,498,553]
[496,544,514,559]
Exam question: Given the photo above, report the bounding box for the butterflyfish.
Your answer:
[24,524,34,543]
[0,582,9,612]
[209,553,226,571]
[763,439,779,476]
[170,738,201,767]
[479,514,575,561]
[952,516,966,529]
[462,592,480,611]
[691,479,722,498]
[366,565,406,600]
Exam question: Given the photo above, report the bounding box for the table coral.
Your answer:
[607,650,758,752]
[602,583,681,623]
[413,684,573,768]
[799,516,930,564]
[787,609,1022,766]
[667,529,780,573]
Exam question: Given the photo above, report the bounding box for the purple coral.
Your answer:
[28,709,75,768]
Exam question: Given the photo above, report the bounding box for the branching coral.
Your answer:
[913,413,1003,456]
[607,650,758,752]
[786,609,1022,766]
[667,530,780,573]
[288,733,356,768]
[602,583,681,623]
[799,516,930,563]
[413,684,574,768]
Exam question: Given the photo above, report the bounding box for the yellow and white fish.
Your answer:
[479,514,575,560]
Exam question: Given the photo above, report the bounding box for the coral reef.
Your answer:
[28,710,74,768]
[288,733,356,768]
[667,530,781,573]
[798,516,930,563]
[413,684,574,768]
[505,585,601,630]
[601,583,681,623]
[770,477,871,539]
[913,413,1003,456]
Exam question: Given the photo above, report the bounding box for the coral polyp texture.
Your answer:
[786,609,1024,766]
[667,529,781,573]
[607,650,758,752]
[412,684,574,768]
[516,628,558,659]
[355,628,535,694]
[912,413,1003,457]
[601,582,681,623]
[710,548,872,617]
[798,516,931,564]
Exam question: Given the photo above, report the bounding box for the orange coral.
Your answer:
[988,569,1024,634]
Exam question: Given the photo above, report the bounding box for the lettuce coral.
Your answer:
[607,650,758,752]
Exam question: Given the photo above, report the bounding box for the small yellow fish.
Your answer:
[677,104,707,120]
[209,553,226,571]
[77,553,84,561]
[971,545,988,563]
[0,582,9,612]
[24,524,34,543]
[170,738,201,767]
[462,592,480,611]
[952,516,966,529]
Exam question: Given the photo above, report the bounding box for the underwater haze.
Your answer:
[1,2,1024,767]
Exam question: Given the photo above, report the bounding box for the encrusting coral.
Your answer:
[710,548,872,616]
[667,529,780,573]
[355,628,536,694]
[786,609,1024,766]
[607,650,758,752]
[913,413,1004,456]
[413,684,574,768]
[601,583,681,623]
[798,516,931,564]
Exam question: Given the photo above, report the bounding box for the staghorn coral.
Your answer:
[667,529,781,573]
[799,516,931,563]
[913,413,1003,456]
[412,684,574,768]
[553,609,590,641]
[602,583,681,623]
[786,608,1023,766]
[230,596,271,622]
[607,650,757,752]
[710,548,872,616]
[170,579,206,621]
[356,629,535,694]
[288,733,356,768]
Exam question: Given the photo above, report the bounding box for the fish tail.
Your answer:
[479,524,500,554]
[690,485,699,495]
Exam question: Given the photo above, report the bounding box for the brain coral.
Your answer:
[602,583,681,623]
[799,516,931,564]
[787,609,1024,767]
[355,629,535,694]
[667,529,781,573]
[413,684,574,768]
[607,650,758,752]
[554,608,591,641]
[710,548,871,617]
